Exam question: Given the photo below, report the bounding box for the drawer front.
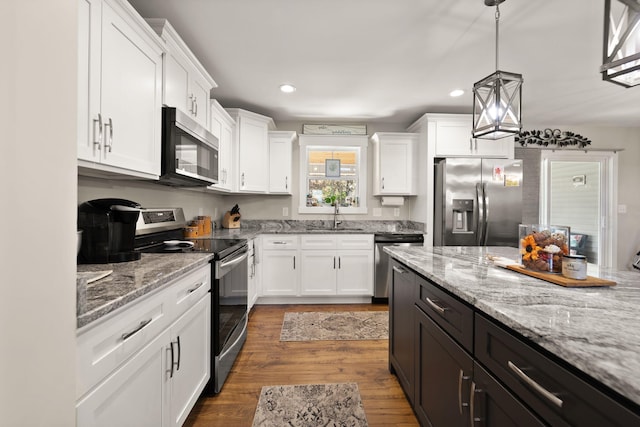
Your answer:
[475,314,640,426]
[415,276,473,352]
[171,264,211,319]
[76,288,171,399]
[337,234,373,250]
[301,235,337,250]
[262,234,300,249]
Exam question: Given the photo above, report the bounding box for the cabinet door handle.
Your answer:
[425,297,447,315]
[382,177,385,189]
[293,255,296,269]
[508,360,563,408]
[175,336,181,372]
[241,172,245,187]
[470,381,480,426]
[105,117,113,153]
[92,113,103,150]
[285,176,288,190]
[469,137,473,152]
[392,266,405,274]
[338,256,341,269]
[121,318,152,341]
[193,97,198,116]
[334,256,336,269]
[169,341,175,378]
[458,369,470,414]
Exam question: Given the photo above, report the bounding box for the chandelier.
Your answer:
[601,0,640,87]
[472,0,523,140]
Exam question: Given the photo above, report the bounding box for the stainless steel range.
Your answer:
[134,207,248,394]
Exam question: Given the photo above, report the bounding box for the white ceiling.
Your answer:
[129,0,640,128]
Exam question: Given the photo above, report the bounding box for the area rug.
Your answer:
[279,311,388,342]
[252,383,368,427]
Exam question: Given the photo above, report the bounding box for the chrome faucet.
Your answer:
[333,203,342,229]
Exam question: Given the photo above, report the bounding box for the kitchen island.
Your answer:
[384,245,640,425]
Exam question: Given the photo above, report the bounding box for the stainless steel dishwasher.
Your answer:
[373,233,424,303]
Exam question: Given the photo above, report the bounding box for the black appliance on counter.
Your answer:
[134,207,248,394]
[77,198,142,264]
[160,106,219,187]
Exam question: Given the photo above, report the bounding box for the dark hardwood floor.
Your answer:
[184,303,419,426]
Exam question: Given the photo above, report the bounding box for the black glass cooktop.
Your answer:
[135,230,246,260]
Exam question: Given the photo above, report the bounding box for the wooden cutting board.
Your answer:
[506,264,616,287]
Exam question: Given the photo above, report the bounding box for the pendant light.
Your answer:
[601,0,640,87]
[472,0,523,140]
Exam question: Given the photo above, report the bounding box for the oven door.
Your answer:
[214,245,248,355]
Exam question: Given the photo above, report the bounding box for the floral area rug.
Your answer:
[252,383,368,427]
[279,311,388,342]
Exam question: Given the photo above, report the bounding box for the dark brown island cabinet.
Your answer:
[388,259,640,427]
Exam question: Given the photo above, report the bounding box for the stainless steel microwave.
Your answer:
[160,106,219,187]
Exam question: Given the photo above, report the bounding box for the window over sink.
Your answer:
[298,135,368,214]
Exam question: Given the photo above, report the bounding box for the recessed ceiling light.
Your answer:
[449,89,465,97]
[279,84,296,93]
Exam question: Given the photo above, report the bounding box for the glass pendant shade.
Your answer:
[472,70,523,139]
[601,0,640,87]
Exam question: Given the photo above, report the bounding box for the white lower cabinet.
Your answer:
[300,235,374,296]
[167,295,210,427]
[77,328,169,427]
[76,265,211,427]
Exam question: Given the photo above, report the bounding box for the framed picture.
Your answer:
[325,159,341,177]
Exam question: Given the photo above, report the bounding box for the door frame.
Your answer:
[539,150,618,268]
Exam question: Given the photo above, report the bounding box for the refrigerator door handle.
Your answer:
[475,183,484,245]
[482,183,489,245]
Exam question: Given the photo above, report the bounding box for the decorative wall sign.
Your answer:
[515,129,591,149]
[325,159,341,177]
[303,124,367,135]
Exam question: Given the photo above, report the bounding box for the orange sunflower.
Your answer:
[520,234,542,261]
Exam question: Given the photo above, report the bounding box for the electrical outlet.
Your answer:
[393,208,400,217]
[283,207,289,217]
[373,208,382,217]
[618,204,627,214]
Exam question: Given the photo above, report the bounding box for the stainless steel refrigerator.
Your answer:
[434,158,523,247]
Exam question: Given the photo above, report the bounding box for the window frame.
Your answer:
[298,134,368,214]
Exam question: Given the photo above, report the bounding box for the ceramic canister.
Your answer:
[562,254,587,280]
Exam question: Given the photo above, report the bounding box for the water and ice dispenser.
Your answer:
[451,199,474,233]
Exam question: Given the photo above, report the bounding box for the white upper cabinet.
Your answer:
[226,109,276,193]
[371,132,418,196]
[77,0,164,179]
[208,100,235,192]
[430,114,514,158]
[146,19,217,130]
[268,131,296,194]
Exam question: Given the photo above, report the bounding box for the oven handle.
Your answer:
[219,248,249,270]
[218,317,248,360]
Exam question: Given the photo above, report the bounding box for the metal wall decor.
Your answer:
[601,0,640,88]
[515,129,592,149]
[472,0,523,140]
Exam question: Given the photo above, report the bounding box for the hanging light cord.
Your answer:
[495,3,500,71]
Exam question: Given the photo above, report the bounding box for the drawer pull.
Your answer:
[392,266,406,274]
[458,369,470,414]
[272,241,288,245]
[187,281,205,294]
[469,381,479,426]
[121,318,152,341]
[425,297,447,315]
[508,360,563,409]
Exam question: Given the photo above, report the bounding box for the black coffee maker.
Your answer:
[78,198,142,264]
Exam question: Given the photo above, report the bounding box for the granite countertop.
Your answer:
[384,245,640,408]
[77,253,213,329]
[210,219,425,237]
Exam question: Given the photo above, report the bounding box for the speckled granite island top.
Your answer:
[384,245,640,408]
[77,253,213,329]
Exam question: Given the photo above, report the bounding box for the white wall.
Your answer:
[0,1,77,425]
